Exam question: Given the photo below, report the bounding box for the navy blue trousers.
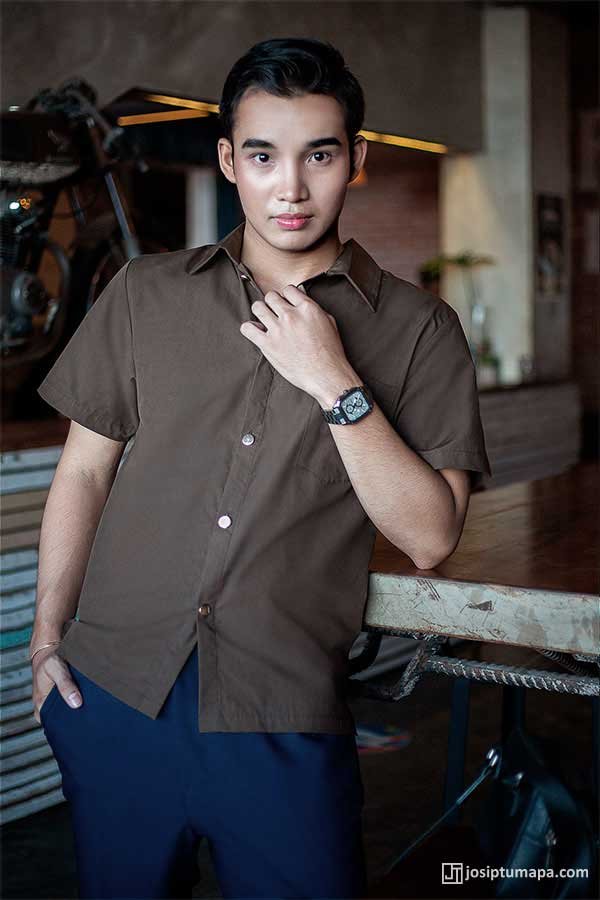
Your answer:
[40,648,368,899]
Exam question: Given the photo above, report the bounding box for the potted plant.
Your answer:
[419,250,500,384]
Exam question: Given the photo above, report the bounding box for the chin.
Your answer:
[262,227,311,248]
[270,219,332,247]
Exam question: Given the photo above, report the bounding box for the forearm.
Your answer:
[315,372,458,569]
[31,463,114,650]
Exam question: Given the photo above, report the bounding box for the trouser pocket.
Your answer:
[39,682,61,724]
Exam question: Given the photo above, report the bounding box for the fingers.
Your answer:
[250,298,279,329]
[240,320,267,344]
[280,284,309,305]
[252,286,308,319]
[33,655,82,723]
[242,293,287,342]
[262,291,288,315]
[240,285,336,348]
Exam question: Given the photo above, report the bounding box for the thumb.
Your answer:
[55,664,83,708]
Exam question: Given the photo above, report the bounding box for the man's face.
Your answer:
[218,89,366,251]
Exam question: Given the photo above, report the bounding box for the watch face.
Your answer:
[340,389,370,421]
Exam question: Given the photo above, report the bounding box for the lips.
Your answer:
[274,214,312,230]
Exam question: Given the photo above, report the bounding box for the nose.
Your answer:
[276,161,309,203]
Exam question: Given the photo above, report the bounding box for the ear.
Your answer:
[349,134,368,184]
[217,137,237,185]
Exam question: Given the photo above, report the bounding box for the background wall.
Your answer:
[3,1,587,392]
[568,0,599,458]
[440,3,575,387]
[530,4,571,381]
[440,5,533,385]
[3,0,483,150]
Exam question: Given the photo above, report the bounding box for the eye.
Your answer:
[251,152,272,165]
[309,150,332,164]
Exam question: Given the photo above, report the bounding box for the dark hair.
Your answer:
[218,37,365,151]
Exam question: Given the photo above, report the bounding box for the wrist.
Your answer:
[314,367,363,410]
[29,641,61,665]
[29,636,62,654]
[29,620,70,651]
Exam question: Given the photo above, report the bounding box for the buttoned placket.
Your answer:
[193,264,275,731]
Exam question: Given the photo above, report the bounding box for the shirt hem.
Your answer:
[55,637,358,735]
[55,636,151,708]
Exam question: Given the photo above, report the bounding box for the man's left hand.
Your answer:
[239,284,360,407]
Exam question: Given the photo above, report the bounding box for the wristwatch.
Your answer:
[321,384,374,424]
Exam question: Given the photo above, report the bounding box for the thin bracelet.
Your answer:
[29,640,61,662]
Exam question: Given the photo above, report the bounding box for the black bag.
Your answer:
[475,726,597,899]
[370,726,598,899]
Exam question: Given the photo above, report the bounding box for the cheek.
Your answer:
[237,161,269,183]
[314,169,348,205]
[235,168,272,203]
[314,159,348,188]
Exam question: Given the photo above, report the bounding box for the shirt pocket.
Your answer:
[295,374,400,485]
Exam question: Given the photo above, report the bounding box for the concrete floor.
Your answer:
[2,645,598,899]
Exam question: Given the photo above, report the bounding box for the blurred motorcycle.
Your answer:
[1,77,168,418]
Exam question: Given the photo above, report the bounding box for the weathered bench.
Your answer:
[350,461,599,816]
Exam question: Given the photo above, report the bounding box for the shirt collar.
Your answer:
[185,220,382,313]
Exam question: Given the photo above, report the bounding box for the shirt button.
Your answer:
[198,604,212,617]
[218,514,232,529]
[241,432,255,446]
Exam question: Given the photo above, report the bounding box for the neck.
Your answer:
[240,218,344,296]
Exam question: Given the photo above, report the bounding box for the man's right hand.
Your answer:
[31,646,82,724]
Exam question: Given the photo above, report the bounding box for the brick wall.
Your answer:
[340,140,440,285]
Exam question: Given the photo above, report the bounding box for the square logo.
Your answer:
[442,862,464,884]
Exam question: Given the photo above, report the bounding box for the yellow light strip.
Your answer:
[142,92,219,114]
[359,129,447,154]
[117,110,210,125]
[124,93,448,155]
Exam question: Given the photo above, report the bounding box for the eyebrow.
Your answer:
[240,136,343,150]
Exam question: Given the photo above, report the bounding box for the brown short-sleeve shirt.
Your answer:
[37,220,491,734]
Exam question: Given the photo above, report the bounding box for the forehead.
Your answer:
[232,89,346,142]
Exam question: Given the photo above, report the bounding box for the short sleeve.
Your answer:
[394,305,492,491]
[37,259,139,441]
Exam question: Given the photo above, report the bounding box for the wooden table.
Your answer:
[354,461,599,818]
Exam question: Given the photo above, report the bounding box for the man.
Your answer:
[31,37,491,900]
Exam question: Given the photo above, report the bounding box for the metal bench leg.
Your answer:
[501,683,527,739]
[443,676,471,820]
[592,696,599,829]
